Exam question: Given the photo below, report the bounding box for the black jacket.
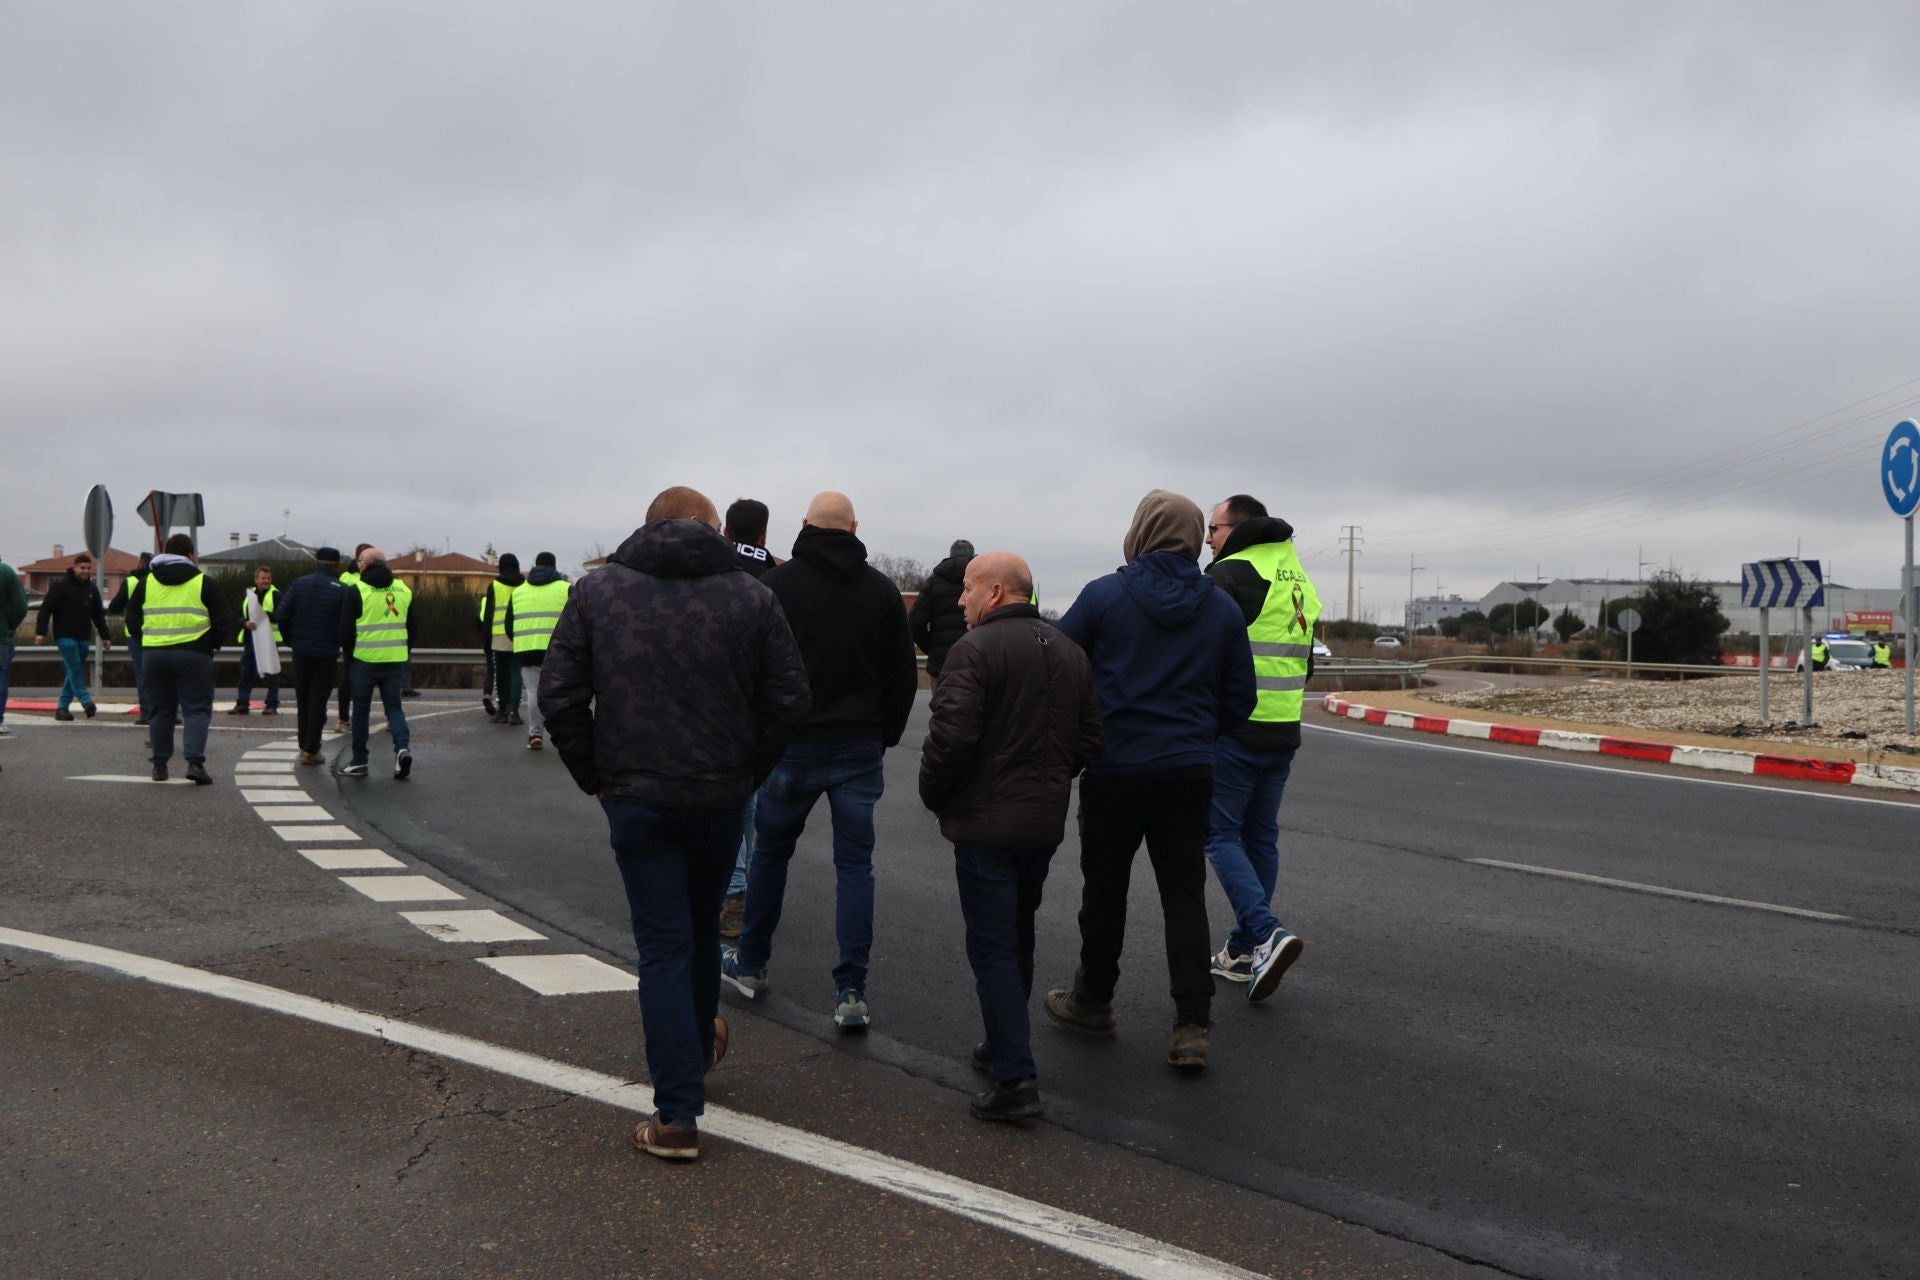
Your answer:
[476,564,526,637]
[125,555,233,657]
[1205,516,1310,750]
[540,520,811,809]
[505,564,568,667]
[336,560,421,658]
[764,526,919,748]
[37,570,110,644]
[909,553,972,677]
[733,543,777,579]
[108,568,148,618]
[919,604,1103,848]
[275,568,349,659]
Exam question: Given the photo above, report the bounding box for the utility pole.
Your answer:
[1406,554,1426,640]
[1341,526,1364,621]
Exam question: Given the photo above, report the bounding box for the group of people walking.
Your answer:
[539,484,1319,1160]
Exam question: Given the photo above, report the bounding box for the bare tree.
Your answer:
[869,553,928,592]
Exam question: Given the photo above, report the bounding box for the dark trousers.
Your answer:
[234,641,280,710]
[1073,771,1215,1027]
[290,656,338,754]
[955,843,1055,1084]
[490,648,521,716]
[335,658,351,723]
[144,646,214,766]
[605,800,744,1129]
[127,639,148,718]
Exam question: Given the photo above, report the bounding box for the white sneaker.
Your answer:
[1209,945,1255,983]
[1248,930,1303,1003]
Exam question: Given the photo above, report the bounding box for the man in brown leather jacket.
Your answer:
[919,551,1103,1123]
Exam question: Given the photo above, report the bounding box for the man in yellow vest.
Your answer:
[504,551,571,750]
[479,552,525,724]
[1873,637,1893,668]
[229,564,282,715]
[336,547,417,779]
[127,533,232,784]
[334,543,371,732]
[1202,494,1321,1003]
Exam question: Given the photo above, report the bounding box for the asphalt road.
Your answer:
[330,697,1920,1280]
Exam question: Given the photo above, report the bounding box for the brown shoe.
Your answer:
[718,892,746,940]
[1168,1023,1209,1070]
[298,751,324,766]
[633,1114,699,1161]
[1044,988,1116,1038]
[708,1016,729,1073]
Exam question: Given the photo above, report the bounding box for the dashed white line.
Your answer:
[298,848,405,871]
[0,926,1270,1280]
[1466,859,1851,921]
[338,875,463,903]
[478,953,632,993]
[251,805,335,823]
[402,910,547,944]
[243,790,311,804]
[273,824,358,842]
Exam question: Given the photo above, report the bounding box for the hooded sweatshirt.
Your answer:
[762,525,919,748]
[538,519,811,809]
[37,567,110,644]
[126,554,232,657]
[909,549,973,676]
[1055,491,1256,775]
[336,558,420,657]
[1206,515,1311,750]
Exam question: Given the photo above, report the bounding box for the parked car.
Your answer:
[1312,639,1333,659]
[1795,636,1874,673]
[1372,635,1402,649]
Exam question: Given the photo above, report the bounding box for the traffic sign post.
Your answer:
[82,486,112,701]
[1618,607,1641,675]
[1882,421,1919,735]
[1741,558,1824,724]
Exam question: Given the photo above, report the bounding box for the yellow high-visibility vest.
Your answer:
[509,578,571,654]
[480,580,514,638]
[1217,540,1323,723]
[353,578,413,664]
[141,574,211,648]
[236,585,282,643]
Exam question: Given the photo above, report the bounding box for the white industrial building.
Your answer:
[1408,593,1475,630]
[1475,577,1905,637]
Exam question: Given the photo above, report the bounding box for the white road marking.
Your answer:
[402,910,547,944]
[66,774,191,785]
[251,805,335,823]
[273,824,358,842]
[338,875,463,903]
[238,776,302,788]
[299,848,404,871]
[1306,719,1920,810]
[0,926,1269,1280]
[1466,859,1851,922]
[478,953,632,994]
[233,762,296,774]
[243,790,312,804]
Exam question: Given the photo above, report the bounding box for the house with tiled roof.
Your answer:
[199,533,318,565]
[388,549,499,593]
[15,545,143,598]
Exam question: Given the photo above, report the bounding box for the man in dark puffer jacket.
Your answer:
[910,539,974,682]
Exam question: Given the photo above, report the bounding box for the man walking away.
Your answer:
[228,565,282,715]
[910,539,975,686]
[723,491,918,1032]
[1044,490,1255,1071]
[719,497,778,938]
[108,552,153,725]
[542,486,809,1161]
[0,555,28,738]
[479,553,525,724]
[920,552,1102,1123]
[35,551,111,720]
[1202,494,1321,1002]
[504,551,570,750]
[337,548,418,779]
[275,547,348,765]
[335,544,370,731]
[128,534,230,784]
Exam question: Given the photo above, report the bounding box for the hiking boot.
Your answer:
[489,713,508,724]
[340,762,369,778]
[54,709,74,722]
[335,717,350,732]
[298,751,324,766]
[1210,944,1255,983]
[970,1041,992,1074]
[970,1079,1043,1124]
[633,1114,698,1161]
[482,695,497,717]
[717,892,745,939]
[1168,1023,1209,1070]
[720,946,765,999]
[394,747,412,779]
[526,734,543,751]
[707,1017,729,1073]
[833,987,870,1032]
[134,715,150,727]
[185,761,213,786]
[150,763,169,782]
[1044,988,1116,1038]
[1248,930,1304,1003]
[262,706,278,715]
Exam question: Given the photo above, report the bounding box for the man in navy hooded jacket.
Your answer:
[1044,489,1255,1071]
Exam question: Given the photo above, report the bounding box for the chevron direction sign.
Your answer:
[1740,558,1825,609]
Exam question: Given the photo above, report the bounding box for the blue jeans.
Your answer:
[954,844,1055,1084]
[0,636,13,724]
[737,740,885,992]
[55,637,94,712]
[127,639,148,718]
[726,788,759,897]
[144,647,214,765]
[349,660,410,765]
[605,800,744,1128]
[1204,736,1297,956]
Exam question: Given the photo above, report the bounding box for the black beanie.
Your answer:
[498,553,520,572]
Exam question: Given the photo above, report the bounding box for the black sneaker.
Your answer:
[134,715,150,727]
[83,703,97,719]
[507,711,523,726]
[340,762,369,778]
[54,709,74,722]
[226,706,249,716]
[394,747,413,779]
[482,696,497,717]
[185,761,213,786]
[151,763,169,782]
[970,1079,1042,1123]
[262,706,279,716]
[970,1041,991,1074]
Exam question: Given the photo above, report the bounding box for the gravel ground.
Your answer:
[1421,672,1920,753]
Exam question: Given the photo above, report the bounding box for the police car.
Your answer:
[1795,635,1874,673]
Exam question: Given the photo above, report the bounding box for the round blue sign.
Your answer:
[1885,420,1920,518]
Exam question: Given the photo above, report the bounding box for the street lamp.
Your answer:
[1406,556,1426,645]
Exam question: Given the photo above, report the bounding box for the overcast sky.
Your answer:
[6,3,1920,616]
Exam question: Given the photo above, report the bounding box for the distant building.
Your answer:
[1408,593,1472,630]
[199,533,318,565]
[386,549,498,593]
[15,545,143,598]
